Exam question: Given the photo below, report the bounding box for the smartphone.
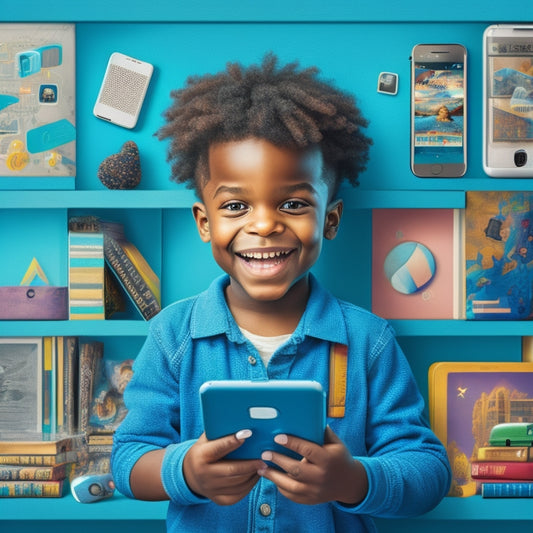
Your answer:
[410,44,467,177]
[93,52,153,129]
[484,25,533,177]
[200,380,326,461]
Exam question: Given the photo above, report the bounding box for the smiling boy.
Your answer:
[111,54,451,532]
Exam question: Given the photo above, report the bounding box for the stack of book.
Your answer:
[471,422,533,498]
[68,215,161,321]
[0,433,85,498]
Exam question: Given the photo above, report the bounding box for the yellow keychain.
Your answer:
[6,140,29,171]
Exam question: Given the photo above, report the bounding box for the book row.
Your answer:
[0,336,132,438]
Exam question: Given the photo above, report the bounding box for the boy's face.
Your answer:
[192,137,342,306]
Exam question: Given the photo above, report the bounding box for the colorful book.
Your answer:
[62,336,79,435]
[68,215,161,320]
[372,208,463,319]
[0,479,66,497]
[482,482,533,498]
[0,432,85,455]
[0,463,68,481]
[89,358,133,435]
[472,461,533,480]
[78,341,104,434]
[41,336,54,434]
[0,450,79,466]
[104,234,161,320]
[68,232,105,320]
[465,191,533,320]
[120,239,161,305]
[477,445,533,462]
[428,361,533,497]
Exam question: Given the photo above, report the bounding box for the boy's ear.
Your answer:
[324,199,343,240]
[192,202,211,243]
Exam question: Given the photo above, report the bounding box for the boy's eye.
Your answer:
[281,199,308,210]
[222,201,247,212]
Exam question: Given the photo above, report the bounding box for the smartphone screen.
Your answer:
[484,25,533,176]
[411,44,466,177]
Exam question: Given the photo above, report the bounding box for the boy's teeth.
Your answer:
[242,251,287,259]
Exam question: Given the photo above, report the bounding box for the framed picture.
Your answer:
[0,23,75,190]
[0,337,42,432]
[429,361,533,497]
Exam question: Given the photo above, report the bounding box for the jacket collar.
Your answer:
[190,274,348,346]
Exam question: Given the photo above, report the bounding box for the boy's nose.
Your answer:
[246,207,283,236]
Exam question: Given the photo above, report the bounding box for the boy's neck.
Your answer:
[225,276,310,336]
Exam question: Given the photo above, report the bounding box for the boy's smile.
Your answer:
[193,137,342,331]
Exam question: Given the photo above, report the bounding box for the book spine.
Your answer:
[0,479,64,497]
[471,461,533,480]
[477,446,532,462]
[68,231,105,320]
[0,463,67,481]
[56,336,64,433]
[78,342,104,434]
[104,234,161,320]
[482,482,533,498]
[64,336,79,434]
[0,450,78,465]
[42,337,53,434]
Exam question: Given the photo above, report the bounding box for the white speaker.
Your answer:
[93,52,153,129]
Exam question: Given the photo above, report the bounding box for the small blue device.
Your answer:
[200,380,326,461]
[71,473,115,503]
[16,45,62,77]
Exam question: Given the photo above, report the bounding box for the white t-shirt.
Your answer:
[239,327,292,368]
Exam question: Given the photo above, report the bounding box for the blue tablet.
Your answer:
[199,380,326,461]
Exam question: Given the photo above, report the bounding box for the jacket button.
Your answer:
[259,503,271,516]
[248,355,257,365]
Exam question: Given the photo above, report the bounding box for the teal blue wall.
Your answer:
[2,1,533,531]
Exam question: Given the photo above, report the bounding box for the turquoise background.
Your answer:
[2,1,533,531]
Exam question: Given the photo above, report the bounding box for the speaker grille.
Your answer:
[98,64,149,116]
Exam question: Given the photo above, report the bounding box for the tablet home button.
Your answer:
[431,164,443,175]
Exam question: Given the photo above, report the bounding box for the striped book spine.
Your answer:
[68,232,105,320]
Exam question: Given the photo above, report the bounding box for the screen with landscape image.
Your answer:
[413,62,465,164]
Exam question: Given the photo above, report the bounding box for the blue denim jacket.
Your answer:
[112,274,451,532]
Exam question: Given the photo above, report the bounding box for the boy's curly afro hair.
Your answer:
[157,53,372,195]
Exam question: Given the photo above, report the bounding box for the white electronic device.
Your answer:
[484,25,533,177]
[93,52,153,129]
[71,473,115,503]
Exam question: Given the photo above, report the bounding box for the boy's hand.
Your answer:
[257,426,368,506]
[183,430,266,506]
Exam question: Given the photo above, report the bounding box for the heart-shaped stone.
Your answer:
[98,141,141,189]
